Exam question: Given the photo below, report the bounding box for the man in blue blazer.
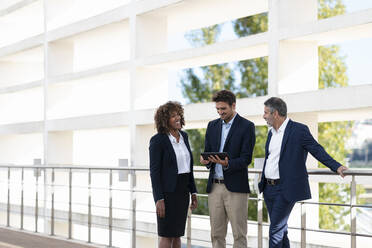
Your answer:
[258,97,348,248]
[200,90,255,248]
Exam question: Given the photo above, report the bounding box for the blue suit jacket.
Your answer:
[258,120,341,202]
[204,114,256,193]
[149,131,197,203]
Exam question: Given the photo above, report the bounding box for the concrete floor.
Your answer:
[0,228,99,248]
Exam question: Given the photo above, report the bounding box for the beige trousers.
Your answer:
[208,183,248,248]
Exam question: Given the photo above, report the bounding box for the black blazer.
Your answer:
[149,131,197,203]
[204,114,256,193]
[258,120,341,202]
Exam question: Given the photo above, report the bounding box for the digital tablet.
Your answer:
[201,152,228,160]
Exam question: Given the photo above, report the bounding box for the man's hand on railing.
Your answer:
[190,194,198,210]
[156,199,165,218]
[337,165,348,178]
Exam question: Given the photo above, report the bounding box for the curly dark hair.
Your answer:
[154,101,185,134]
[212,90,236,106]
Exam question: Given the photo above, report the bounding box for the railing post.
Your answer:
[109,169,113,247]
[254,159,265,248]
[301,202,306,248]
[350,175,356,248]
[129,169,136,248]
[7,167,10,227]
[51,168,55,235]
[21,167,24,230]
[186,207,192,248]
[68,168,72,239]
[88,168,92,243]
[257,193,263,248]
[33,159,41,232]
[35,167,39,232]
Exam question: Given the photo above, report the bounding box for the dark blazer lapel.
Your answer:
[215,120,223,151]
[279,120,293,159]
[265,130,272,159]
[164,134,177,165]
[222,114,240,150]
[181,131,192,157]
[261,130,272,179]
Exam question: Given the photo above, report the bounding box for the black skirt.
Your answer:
[157,173,190,237]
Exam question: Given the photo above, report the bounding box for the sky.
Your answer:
[168,0,372,104]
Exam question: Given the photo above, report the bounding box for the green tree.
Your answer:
[182,0,363,230]
[317,0,365,231]
[233,14,268,98]
[318,0,346,20]
[181,14,269,221]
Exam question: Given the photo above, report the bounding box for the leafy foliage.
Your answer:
[317,0,365,231]
[181,0,364,230]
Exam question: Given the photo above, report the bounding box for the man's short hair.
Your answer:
[264,97,287,117]
[212,90,236,106]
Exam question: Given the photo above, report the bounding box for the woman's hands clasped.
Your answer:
[156,199,165,218]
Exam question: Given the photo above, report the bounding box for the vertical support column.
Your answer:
[268,0,318,96]
[109,169,113,247]
[290,113,319,242]
[68,168,72,239]
[129,13,137,247]
[47,131,73,234]
[257,193,263,248]
[88,168,92,243]
[51,168,55,235]
[254,158,265,248]
[35,167,39,232]
[129,169,136,248]
[129,6,168,247]
[34,159,41,233]
[21,167,24,230]
[186,208,191,248]
[350,175,356,248]
[267,0,280,96]
[301,202,306,248]
[7,167,10,227]
[129,9,168,246]
[130,13,169,109]
[43,0,49,235]
[278,0,318,95]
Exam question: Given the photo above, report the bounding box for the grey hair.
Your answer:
[264,97,287,117]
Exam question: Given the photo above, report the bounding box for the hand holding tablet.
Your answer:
[201,152,228,160]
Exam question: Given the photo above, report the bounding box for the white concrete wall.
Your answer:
[0,0,372,247]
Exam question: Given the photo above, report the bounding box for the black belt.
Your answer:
[266,178,280,185]
[213,179,224,184]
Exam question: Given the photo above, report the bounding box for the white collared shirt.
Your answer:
[168,132,191,174]
[214,113,237,179]
[264,117,289,179]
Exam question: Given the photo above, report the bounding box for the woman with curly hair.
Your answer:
[149,101,198,248]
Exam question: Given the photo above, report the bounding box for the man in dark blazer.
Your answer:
[200,90,255,248]
[258,97,348,248]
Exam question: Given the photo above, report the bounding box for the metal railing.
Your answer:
[0,164,371,248]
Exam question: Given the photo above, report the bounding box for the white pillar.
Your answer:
[45,131,73,235]
[48,41,74,76]
[288,112,319,243]
[134,14,167,57]
[47,131,73,165]
[268,0,318,96]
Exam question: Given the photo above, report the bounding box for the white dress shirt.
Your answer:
[214,114,236,179]
[264,117,289,179]
[168,132,191,174]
